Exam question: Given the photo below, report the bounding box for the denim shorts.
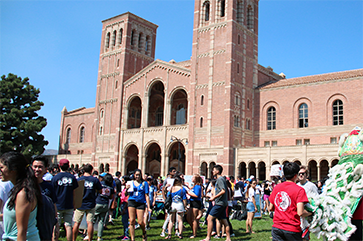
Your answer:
[247,201,255,212]
[209,205,227,220]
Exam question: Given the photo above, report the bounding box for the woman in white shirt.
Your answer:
[245,179,257,233]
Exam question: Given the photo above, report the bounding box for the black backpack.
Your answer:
[37,193,57,241]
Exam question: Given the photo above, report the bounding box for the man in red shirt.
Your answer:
[269,162,313,241]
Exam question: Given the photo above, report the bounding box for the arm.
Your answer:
[210,188,225,201]
[252,196,257,211]
[269,202,275,211]
[16,189,36,241]
[297,202,312,217]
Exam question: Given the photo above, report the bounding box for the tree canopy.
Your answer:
[0,73,48,158]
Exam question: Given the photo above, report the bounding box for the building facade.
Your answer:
[57,0,363,181]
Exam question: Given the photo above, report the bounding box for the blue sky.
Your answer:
[1,0,362,150]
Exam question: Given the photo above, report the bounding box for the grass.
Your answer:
[60,214,324,241]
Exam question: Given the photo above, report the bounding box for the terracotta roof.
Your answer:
[259,69,363,90]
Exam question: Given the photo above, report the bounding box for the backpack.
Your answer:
[37,193,57,241]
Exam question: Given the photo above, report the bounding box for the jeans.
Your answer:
[94,204,109,238]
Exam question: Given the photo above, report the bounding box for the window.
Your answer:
[156,107,163,126]
[204,1,210,21]
[115,80,118,89]
[79,127,85,143]
[267,107,276,130]
[201,95,204,105]
[131,30,135,46]
[145,36,150,53]
[176,104,186,125]
[272,141,278,147]
[138,32,143,50]
[234,116,240,127]
[105,32,110,48]
[66,128,71,144]
[304,139,310,145]
[246,119,251,130]
[247,5,254,30]
[330,137,337,144]
[333,100,343,125]
[200,117,203,127]
[235,94,240,106]
[238,34,241,45]
[299,103,308,128]
[112,30,116,46]
[220,0,225,17]
[100,110,104,118]
[237,0,243,24]
[118,28,123,45]
[99,126,103,135]
[296,139,302,145]
[264,141,270,147]
[237,63,240,74]
[247,99,250,109]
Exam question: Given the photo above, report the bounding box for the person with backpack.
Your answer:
[0,152,42,241]
[32,155,58,241]
[126,169,150,241]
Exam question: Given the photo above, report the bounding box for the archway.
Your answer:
[200,162,207,177]
[99,163,104,173]
[127,96,142,129]
[248,162,256,178]
[320,160,329,180]
[146,143,162,176]
[105,163,110,172]
[308,160,318,181]
[272,161,280,165]
[258,162,266,181]
[209,162,216,178]
[331,159,339,168]
[125,144,139,174]
[171,89,188,125]
[239,162,247,178]
[148,81,165,127]
[294,160,302,166]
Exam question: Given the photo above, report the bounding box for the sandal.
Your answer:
[179,234,183,239]
[142,231,147,241]
[190,235,195,238]
[165,234,172,239]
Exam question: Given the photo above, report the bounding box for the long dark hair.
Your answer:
[0,152,41,210]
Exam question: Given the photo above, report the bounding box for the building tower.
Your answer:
[93,13,158,171]
[189,0,259,175]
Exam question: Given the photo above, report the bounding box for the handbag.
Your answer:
[164,192,172,212]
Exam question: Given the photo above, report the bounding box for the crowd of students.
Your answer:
[0,151,358,241]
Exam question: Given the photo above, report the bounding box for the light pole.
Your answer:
[170,136,188,172]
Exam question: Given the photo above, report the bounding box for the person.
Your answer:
[269,162,313,241]
[160,167,176,237]
[0,168,13,238]
[114,171,122,218]
[118,175,130,240]
[126,169,150,241]
[145,176,157,230]
[0,151,41,240]
[245,179,257,234]
[94,173,114,241]
[187,174,203,239]
[297,165,319,241]
[201,164,231,241]
[263,181,272,215]
[52,159,79,241]
[164,175,187,239]
[32,155,59,241]
[72,163,102,241]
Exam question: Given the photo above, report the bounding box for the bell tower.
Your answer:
[188,0,259,175]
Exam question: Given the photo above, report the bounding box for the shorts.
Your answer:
[74,207,96,223]
[58,209,74,227]
[128,199,146,210]
[190,200,202,210]
[263,194,270,201]
[209,205,227,220]
[247,202,255,212]
[170,202,185,213]
[271,227,302,241]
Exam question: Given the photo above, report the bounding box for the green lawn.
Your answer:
[62,215,324,241]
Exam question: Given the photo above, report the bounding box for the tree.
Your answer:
[0,73,48,158]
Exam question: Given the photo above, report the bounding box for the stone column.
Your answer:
[317,165,320,181]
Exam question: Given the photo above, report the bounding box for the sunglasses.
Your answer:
[298,172,306,176]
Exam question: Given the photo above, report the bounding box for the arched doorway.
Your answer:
[209,162,216,178]
[272,161,280,165]
[171,89,188,125]
[294,160,301,166]
[145,143,161,176]
[248,162,256,178]
[127,96,142,129]
[200,162,207,177]
[168,142,186,173]
[308,160,318,181]
[239,162,247,178]
[258,162,266,180]
[99,163,104,173]
[125,144,139,174]
[331,159,339,168]
[320,160,329,180]
[148,81,165,127]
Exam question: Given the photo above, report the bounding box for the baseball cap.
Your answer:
[59,159,69,167]
[147,176,153,180]
[100,172,107,177]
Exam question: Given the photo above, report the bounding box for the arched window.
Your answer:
[100,110,104,119]
[247,5,254,30]
[138,32,143,50]
[200,117,204,127]
[238,34,241,44]
[105,32,110,48]
[333,99,343,125]
[237,63,240,73]
[79,126,85,143]
[176,104,186,125]
[66,128,71,144]
[234,116,240,127]
[201,95,204,105]
[235,93,240,106]
[204,1,210,21]
[247,99,250,109]
[145,36,150,53]
[155,107,163,126]
[118,28,123,45]
[237,0,243,24]
[246,119,250,130]
[267,107,276,130]
[299,103,308,128]
[105,163,110,172]
[131,30,135,46]
[99,126,103,135]
[112,30,117,46]
[220,0,225,17]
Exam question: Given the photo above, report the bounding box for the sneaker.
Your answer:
[160,232,166,237]
[214,235,221,239]
[135,223,140,229]
[231,233,235,237]
[122,236,130,240]
[175,231,179,236]
[97,238,103,241]
[83,236,89,240]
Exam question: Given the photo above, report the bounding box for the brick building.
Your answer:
[57,0,363,181]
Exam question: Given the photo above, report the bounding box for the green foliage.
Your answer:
[0,73,48,158]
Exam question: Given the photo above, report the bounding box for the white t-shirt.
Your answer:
[247,187,255,202]
[297,181,319,198]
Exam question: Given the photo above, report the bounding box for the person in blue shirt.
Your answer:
[145,176,157,230]
[72,164,102,241]
[187,174,203,239]
[126,169,150,241]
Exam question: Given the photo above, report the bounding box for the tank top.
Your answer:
[2,199,40,241]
